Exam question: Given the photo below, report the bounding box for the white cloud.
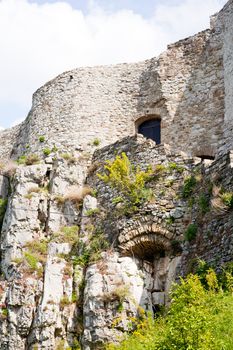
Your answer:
[0,0,226,128]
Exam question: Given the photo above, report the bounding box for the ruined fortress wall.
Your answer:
[222,0,233,153]
[0,0,232,161]
[0,124,22,159]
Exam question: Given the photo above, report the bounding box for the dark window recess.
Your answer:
[138,119,161,144]
[198,155,215,160]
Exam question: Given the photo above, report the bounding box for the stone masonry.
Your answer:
[0,1,232,349]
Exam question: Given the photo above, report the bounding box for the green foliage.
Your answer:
[98,152,153,213]
[60,295,71,309]
[17,155,27,165]
[166,216,175,225]
[1,308,8,318]
[52,145,58,152]
[25,239,48,256]
[93,138,100,146]
[18,154,40,166]
[74,231,109,267]
[61,153,77,164]
[112,196,124,205]
[0,198,7,229]
[168,162,184,173]
[154,164,166,173]
[85,208,100,217]
[24,239,48,273]
[221,192,233,209]
[107,271,233,350]
[24,252,40,271]
[182,175,197,198]
[43,148,51,156]
[53,226,79,245]
[198,193,210,214]
[185,223,198,241]
[39,136,45,142]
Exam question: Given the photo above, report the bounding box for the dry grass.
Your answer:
[88,161,101,176]
[64,185,92,203]
[28,186,41,194]
[0,159,17,177]
[211,197,227,213]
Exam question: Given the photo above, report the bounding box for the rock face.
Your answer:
[0,1,232,349]
[0,0,233,161]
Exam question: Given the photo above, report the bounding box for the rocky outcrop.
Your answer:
[0,1,232,348]
[0,134,232,349]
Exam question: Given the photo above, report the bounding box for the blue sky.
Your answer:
[0,0,226,130]
[29,0,160,17]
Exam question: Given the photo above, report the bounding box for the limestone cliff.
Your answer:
[0,1,233,349]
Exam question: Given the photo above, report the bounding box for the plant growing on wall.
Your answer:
[0,198,7,229]
[98,152,153,213]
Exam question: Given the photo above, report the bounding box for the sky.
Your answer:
[0,0,226,130]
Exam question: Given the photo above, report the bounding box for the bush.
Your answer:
[107,271,233,350]
[39,136,45,142]
[23,239,48,274]
[98,152,153,212]
[61,153,77,164]
[182,175,197,198]
[0,198,7,229]
[18,154,40,166]
[185,223,198,241]
[221,192,233,209]
[74,231,109,266]
[43,148,51,156]
[168,162,184,173]
[93,138,100,146]
[53,226,79,245]
[198,193,210,214]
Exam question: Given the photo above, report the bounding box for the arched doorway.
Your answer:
[138,119,161,144]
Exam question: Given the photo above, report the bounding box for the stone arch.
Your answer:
[135,115,161,144]
[118,223,173,259]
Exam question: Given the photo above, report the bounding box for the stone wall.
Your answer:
[220,0,233,154]
[180,150,233,274]
[0,0,232,161]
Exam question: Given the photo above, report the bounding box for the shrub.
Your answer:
[93,138,100,146]
[107,271,233,350]
[39,136,45,142]
[103,285,130,303]
[74,231,109,266]
[61,153,77,164]
[198,193,210,214]
[221,192,233,209]
[185,223,198,241]
[24,252,40,271]
[24,239,48,273]
[25,154,40,165]
[168,162,184,173]
[0,198,7,229]
[154,164,166,173]
[43,148,51,156]
[1,308,8,318]
[52,226,79,245]
[98,152,153,212]
[60,295,71,309]
[85,208,100,217]
[182,175,197,198]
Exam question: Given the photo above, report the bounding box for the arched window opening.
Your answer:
[198,155,215,161]
[138,119,161,144]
